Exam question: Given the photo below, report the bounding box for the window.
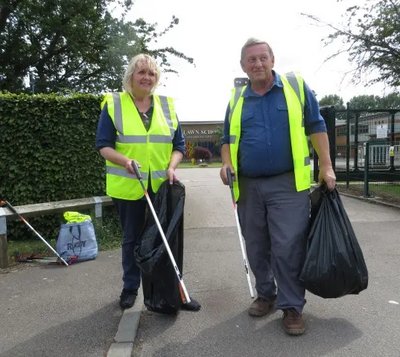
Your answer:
[350,124,369,135]
[359,124,369,134]
[337,127,346,137]
[395,138,400,152]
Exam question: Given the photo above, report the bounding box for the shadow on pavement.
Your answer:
[0,302,121,357]
[149,311,362,357]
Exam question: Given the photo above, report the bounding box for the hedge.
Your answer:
[0,92,107,241]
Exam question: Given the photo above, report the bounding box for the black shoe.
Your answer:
[119,289,137,309]
[181,297,201,311]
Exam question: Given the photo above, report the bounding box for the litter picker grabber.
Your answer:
[0,199,69,266]
[131,162,191,304]
[226,168,254,298]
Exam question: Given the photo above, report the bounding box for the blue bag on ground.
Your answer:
[56,212,98,262]
[300,185,368,298]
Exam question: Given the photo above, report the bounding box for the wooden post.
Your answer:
[0,207,8,269]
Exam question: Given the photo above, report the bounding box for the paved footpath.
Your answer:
[0,249,123,357]
[133,168,400,357]
[1,168,399,357]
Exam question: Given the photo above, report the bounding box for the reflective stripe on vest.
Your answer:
[159,95,176,139]
[101,92,178,200]
[109,93,176,145]
[106,167,167,180]
[106,167,149,180]
[229,72,310,202]
[116,135,173,144]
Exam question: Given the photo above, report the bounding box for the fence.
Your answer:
[358,142,400,201]
[0,196,113,268]
[316,105,400,204]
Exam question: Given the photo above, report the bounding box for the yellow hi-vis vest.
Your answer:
[101,92,178,200]
[229,72,311,202]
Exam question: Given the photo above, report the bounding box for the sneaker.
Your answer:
[282,308,305,335]
[248,297,276,317]
[119,289,137,309]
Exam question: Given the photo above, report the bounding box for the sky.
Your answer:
[124,0,389,122]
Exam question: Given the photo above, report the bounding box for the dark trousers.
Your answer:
[237,172,310,313]
[113,198,147,292]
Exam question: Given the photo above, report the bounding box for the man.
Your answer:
[220,38,336,335]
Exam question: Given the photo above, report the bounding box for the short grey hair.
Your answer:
[240,38,274,61]
[122,54,161,96]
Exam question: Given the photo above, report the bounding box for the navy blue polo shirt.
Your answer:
[222,71,326,177]
[95,100,186,155]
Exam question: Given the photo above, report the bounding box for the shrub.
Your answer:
[192,147,212,162]
[0,92,105,241]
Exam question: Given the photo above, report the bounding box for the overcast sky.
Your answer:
[125,0,389,122]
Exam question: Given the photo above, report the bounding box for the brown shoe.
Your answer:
[248,297,276,317]
[282,308,305,335]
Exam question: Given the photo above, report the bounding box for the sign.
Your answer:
[390,146,395,157]
[376,124,387,139]
[182,129,218,140]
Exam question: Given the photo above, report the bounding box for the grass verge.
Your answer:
[337,183,400,205]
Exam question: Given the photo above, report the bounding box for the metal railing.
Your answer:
[362,142,400,200]
[357,144,400,169]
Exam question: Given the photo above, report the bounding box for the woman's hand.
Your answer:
[167,167,179,184]
[124,159,141,176]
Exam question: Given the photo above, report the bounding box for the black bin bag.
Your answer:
[300,184,369,298]
[134,180,185,315]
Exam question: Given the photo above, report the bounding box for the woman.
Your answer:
[95,54,193,309]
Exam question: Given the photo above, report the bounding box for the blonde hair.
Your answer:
[122,54,161,96]
[240,38,274,61]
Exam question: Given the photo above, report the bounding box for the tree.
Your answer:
[0,0,193,93]
[319,92,400,112]
[348,93,400,109]
[214,126,223,148]
[319,94,346,119]
[348,94,383,110]
[380,92,400,109]
[303,0,400,88]
[319,94,345,110]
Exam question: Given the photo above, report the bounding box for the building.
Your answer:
[335,111,400,167]
[335,112,400,155]
[180,109,400,165]
[180,121,223,161]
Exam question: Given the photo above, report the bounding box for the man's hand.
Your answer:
[167,167,179,184]
[124,159,141,176]
[319,165,336,191]
[220,163,235,185]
